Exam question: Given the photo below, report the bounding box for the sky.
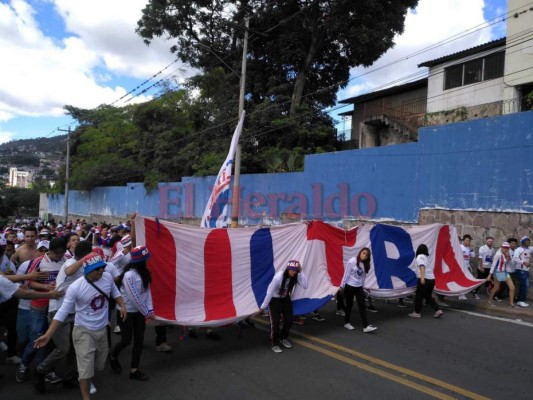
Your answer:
[0,0,508,144]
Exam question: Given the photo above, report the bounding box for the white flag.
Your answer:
[201,111,245,228]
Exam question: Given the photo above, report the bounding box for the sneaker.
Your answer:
[90,382,97,394]
[485,301,496,307]
[516,301,530,308]
[0,342,7,352]
[280,339,292,349]
[206,330,222,340]
[5,355,21,365]
[16,364,28,383]
[367,305,378,313]
[113,325,121,334]
[408,312,421,318]
[363,325,378,333]
[336,309,345,316]
[129,370,149,381]
[109,356,122,374]
[397,300,407,308]
[271,345,282,353]
[311,313,325,322]
[156,343,172,353]
[433,310,444,318]
[344,323,355,330]
[45,371,62,384]
[458,294,467,300]
[33,368,46,393]
[494,296,502,302]
[509,304,516,308]
[472,293,481,300]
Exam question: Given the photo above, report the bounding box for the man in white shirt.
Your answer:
[513,236,531,308]
[34,240,93,392]
[35,254,127,400]
[474,237,496,299]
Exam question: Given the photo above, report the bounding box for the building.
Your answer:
[8,167,33,188]
[339,0,533,149]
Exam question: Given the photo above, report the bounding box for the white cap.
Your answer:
[37,240,50,250]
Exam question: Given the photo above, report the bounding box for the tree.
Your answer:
[136,0,418,115]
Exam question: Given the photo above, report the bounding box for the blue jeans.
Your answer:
[515,270,530,302]
[20,307,48,367]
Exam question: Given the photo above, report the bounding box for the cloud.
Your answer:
[0,0,189,123]
[0,131,13,144]
[338,0,500,101]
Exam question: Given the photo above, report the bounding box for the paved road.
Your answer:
[2,298,533,400]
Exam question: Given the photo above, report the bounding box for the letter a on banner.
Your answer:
[201,111,245,228]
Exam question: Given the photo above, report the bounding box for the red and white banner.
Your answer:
[135,217,484,326]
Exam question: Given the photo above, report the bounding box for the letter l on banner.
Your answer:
[201,111,245,228]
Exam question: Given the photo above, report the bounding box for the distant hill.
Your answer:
[0,135,67,167]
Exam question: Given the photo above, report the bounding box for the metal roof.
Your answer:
[418,37,506,68]
[339,78,427,104]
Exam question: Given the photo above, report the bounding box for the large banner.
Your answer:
[135,217,484,326]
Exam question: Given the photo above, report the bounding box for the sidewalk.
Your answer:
[437,290,533,322]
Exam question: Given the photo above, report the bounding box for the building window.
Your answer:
[443,50,504,90]
[464,59,483,85]
[484,51,505,80]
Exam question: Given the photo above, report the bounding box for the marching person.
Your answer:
[258,260,308,353]
[109,246,155,381]
[34,253,127,400]
[339,247,378,333]
[486,242,516,307]
[408,244,443,318]
[513,236,531,307]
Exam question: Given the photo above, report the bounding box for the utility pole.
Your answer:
[57,127,70,224]
[230,17,249,228]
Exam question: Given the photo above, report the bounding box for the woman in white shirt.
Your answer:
[486,242,516,307]
[109,246,154,381]
[339,247,377,333]
[408,244,443,318]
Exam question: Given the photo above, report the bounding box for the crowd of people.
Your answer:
[1,214,531,397]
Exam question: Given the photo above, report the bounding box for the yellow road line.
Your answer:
[252,317,489,400]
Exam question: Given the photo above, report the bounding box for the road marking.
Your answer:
[253,317,489,400]
[451,309,533,327]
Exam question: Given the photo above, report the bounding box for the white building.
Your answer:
[9,167,33,188]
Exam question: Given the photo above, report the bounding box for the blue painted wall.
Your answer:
[47,111,533,223]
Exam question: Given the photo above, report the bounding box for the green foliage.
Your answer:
[0,187,39,218]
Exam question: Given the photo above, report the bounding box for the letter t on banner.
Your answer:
[200,111,246,228]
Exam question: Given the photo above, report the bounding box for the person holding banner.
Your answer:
[258,260,308,353]
[486,242,516,307]
[339,248,378,333]
[408,244,443,318]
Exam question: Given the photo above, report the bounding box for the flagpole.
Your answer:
[230,17,249,228]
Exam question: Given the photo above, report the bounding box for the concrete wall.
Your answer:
[45,111,533,225]
[504,0,533,89]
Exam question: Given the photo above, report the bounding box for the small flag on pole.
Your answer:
[201,111,245,228]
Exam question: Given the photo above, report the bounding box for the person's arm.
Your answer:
[110,277,127,321]
[419,266,426,284]
[64,258,84,277]
[34,319,63,349]
[340,259,353,289]
[15,287,64,300]
[3,271,48,283]
[488,254,499,278]
[129,212,138,247]
[259,274,280,312]
[297,270,308,289]
[123,273,153,317]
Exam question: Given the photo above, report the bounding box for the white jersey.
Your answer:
[513,246,532,272]
[260,269,308,309]
[120,269,153,317]
[15,260,32,310]
[50,258,84,312]
[109,251,131,275]
[478,245,496,269]
[460,245,475,269]
[341,257,367,288]
[0,274,19,304]
[54,272,121,331]
[415,254,435,279]
[0,254,16,275]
